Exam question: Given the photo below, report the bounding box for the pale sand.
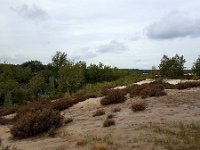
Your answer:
[1,86,200,150]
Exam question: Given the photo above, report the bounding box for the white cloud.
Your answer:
[11,4,49,20]
[71,47,97,60]
[145,10,200,39]
[97,40,129,53]
[0,54,29,64]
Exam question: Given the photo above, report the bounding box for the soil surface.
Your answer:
[0,79,200,150]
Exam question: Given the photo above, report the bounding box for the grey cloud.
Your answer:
[71,47,97,60]
[11,4,48,20]
[0,54,29,64]
[145,11,200,39]
[97,40,129,53]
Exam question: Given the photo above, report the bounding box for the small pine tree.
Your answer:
[192,56,200,77]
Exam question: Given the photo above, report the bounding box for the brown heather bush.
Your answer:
[100,89,126,105]
[129,84,167,98]
[93,109,105,117]
[16,100,51,119]
[0,107,17,117]
[106,114,114,119]
[103,119,115,127]
[101,88,112,96]
[11,108,63,138]
[175,81,200,90]
[51,98,73,111]
[0,117,15,125]
[64,117,73,124]
[112,107,121,113]
[131,101,147,112]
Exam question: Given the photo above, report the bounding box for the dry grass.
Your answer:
[101,89,126,105]
[131,101,147,112]
[145,121,200,150]
[94,143,108,150]
[93,109,105,117]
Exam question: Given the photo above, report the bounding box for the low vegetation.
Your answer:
[51,98,73,111]
[129,83,167,98]
[131,101,147,112]
[0,117,15,125]
[101,89,126,105]
[103,119,116,127]
[145,121,200,150]
[11,108,63,138]
[93,109,105,117]
[112,107,121,113]
[106,114,114,119]
[64,117,73,125]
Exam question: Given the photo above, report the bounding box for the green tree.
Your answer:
[58,64,85,93]
[159,54,186,78]
[29,74,45,96]
[51,51,70,68]
[21,60,44,73]
[192,55,200,77]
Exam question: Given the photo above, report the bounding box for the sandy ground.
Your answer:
[0,80,200,150]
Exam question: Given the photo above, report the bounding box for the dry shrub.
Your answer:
[101,88,112,96]
[175,81,200,89]
[93,109,105,117]
[51,98,73,111]
[112,107,121,113]
[16,100,51,119]
[106,114,114,119]
[85,92,98,98]
[0,117,15,125]
[131,101,147,112]
[94,143,108,150]
[129,84,166,98]
[76,139,88,146]
[103,119,115,127]
[100,89,126,105]
[11,108,63,138]
[71,93,88,105]
[64,117,73,124]
[0,107,17,117]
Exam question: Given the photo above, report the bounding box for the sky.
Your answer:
[0,0,200,69]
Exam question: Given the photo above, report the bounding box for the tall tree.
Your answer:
[51,51,70,68]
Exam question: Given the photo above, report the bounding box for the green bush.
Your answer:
[192,56,200,77]
[11,108,63,138]
[159,54,186,78]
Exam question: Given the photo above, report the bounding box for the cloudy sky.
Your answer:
[0,0,200,69]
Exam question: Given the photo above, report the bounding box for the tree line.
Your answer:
[159,54,200,78]
[0,51,129,107]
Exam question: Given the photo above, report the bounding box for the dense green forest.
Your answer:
[0,51,134,107]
